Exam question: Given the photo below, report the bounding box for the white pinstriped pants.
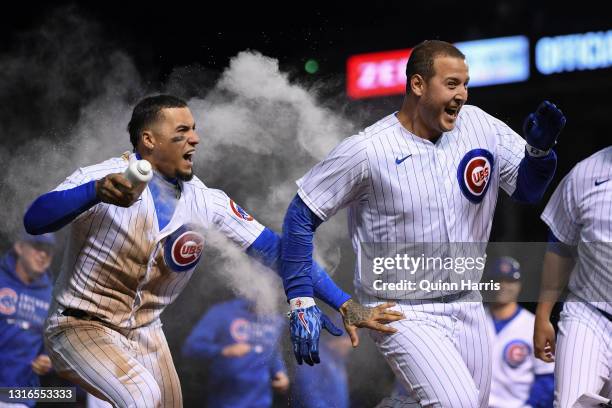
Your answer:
[369,301,492,408]
[44,314,182,408]
[554,299,612,408]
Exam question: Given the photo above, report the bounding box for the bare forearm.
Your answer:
[536,251,574,317]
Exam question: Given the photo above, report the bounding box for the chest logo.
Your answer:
[503,339,530,368]
[457,149,494,204]
[230,318,251,342]
[0,287,18,315]
[164,226,204,272]
[230,200,254,221]
[395,154,413,165]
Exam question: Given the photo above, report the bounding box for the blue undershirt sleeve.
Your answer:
[23,180,100,234]
[546,228,577,258]
[511,150,557,204]
[280,194,321,300]
[246,225,351,310]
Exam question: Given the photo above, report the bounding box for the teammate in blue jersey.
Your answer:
[485,257,554,408]
[280,40,566,407]
[183,297,288,408]
[0,231,56,407]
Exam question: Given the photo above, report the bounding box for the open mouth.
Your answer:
[444,106,460,118]
[183,151,194,163]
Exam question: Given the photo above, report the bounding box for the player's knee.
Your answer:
[119,381,162,408]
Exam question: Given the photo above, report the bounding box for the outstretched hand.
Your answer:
[289,304,343,366]
[339,299,405,347]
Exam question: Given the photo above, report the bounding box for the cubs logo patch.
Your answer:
[457,149,494,204]
[230,318,251,342]
[163,225,204,273]
[503,340,530,368]
[230,200,254,221]
[0,287,17,315]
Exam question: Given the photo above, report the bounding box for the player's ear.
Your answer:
[410,74,425,97]
[141,130,156,151]
[13,242,24,257]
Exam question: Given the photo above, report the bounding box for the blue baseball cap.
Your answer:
[19,230,57,247]
[489,256,521,281]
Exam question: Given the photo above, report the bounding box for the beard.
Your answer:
[177,169,194,181]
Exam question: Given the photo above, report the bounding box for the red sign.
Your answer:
[346,48,412,99]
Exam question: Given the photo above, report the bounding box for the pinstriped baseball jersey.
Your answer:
[47,152,264,329]
[485,307,554,408]
[553,294,612,407]
[296,105,526,301]
[541,146,612,314]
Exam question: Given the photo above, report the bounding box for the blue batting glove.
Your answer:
[523,100,566,153]
[289,299,343,366]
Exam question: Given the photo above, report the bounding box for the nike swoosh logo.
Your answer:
[595,179,610,186]
[395,154,413,165]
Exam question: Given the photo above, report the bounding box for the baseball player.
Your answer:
[534,146,612,407]
[279,40,566,407]
[486,257,554,408]
[0,231,56,408]
[182,297,288,408]
[21,94,374,408]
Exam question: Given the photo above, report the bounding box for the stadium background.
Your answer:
[0,2,609,406]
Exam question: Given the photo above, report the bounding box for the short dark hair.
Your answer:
[127,94,188,149]
[405,40,466,94]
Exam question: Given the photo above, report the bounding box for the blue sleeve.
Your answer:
[312,262,351,310]
[526,373,554,408]
[546,228,577,258]
[511,150,557,204]
[23,181,100,234]
[279,194,322,299]
[182,308,223,359]
[246,226,351,310]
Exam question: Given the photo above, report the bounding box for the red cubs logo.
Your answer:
[230,200,254,221]
[465,157,491,195]
[457,149,494,204]
[172,232,204,266]
[503,340,530,368]
[230,318,251,342]
[164,226,205,273]
[0,287,17,315]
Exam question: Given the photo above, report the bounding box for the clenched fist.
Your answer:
[95,173,146,207]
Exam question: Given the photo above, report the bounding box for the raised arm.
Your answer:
[24,169,143,234]
[512,101,566,203]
